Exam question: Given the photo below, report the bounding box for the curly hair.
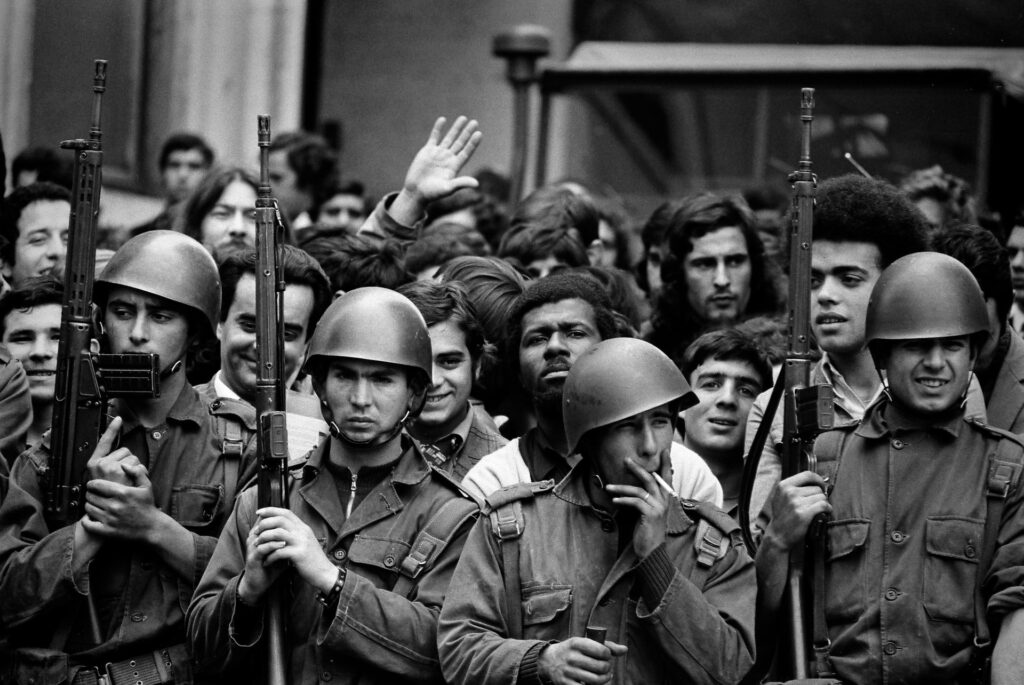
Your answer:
[899,165,977,227]
[811,174,930,270]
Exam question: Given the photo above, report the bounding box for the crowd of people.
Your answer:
[0,109,1023,685]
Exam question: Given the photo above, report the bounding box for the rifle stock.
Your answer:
[256,114,290,685]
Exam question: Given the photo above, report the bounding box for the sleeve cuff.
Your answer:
[228,575,265,647]
[637,544,675,609]
[517,642,548,685]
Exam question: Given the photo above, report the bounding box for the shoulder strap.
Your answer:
[973,434,1024,650]
[681,499,740,587]
[484,480,555,640]
[392,496,479,598]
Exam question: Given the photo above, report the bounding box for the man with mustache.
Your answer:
[745,175,929,539]
[758,252,1024,683]
[0,231,244,684]
[196,245,333,477]
[647,192,781,366]
[0,276,62,450]
[1005,218,1024,333]
[462,272,722,505]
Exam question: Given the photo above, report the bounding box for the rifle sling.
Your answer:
[739,370,786,554]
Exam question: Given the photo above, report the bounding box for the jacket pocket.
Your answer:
[348,535,412,579]
[521,584,573,640]
[170,484,223,531]
[923,516,983,623]
[825,518,870,621]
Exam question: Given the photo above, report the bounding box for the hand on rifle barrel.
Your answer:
[763,471,832,551]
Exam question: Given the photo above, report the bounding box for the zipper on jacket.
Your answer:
[345,471,358,519]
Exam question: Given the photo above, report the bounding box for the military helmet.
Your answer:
[303,287,432,386]
[563,337,697,453]
[96,230,221,337]
[865,251,988,363]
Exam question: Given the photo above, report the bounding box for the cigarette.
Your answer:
[652,472,674,496]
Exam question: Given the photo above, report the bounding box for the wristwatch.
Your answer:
[317,567,347,606]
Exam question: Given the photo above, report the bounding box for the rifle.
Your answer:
[778,87,835,680]
[255,114,290,685]
[44,60,158,531]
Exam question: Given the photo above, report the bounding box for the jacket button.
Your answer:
[890,530,906,543]
[152,431,162,440]
[384,555,396,567]
[321,672,333,681]
[212,400,221,409]
[884,588,899,601]
[965,544,976,558]
[334,549,347,561]
[601,520,614,533]
[130,612,147,622]
[883,640,898,655]
[891,439,904,449]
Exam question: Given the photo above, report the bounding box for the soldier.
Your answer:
[758,252,1024,683]
[438,338,756,684]
[0,230,236,684]
[187,287,479,683]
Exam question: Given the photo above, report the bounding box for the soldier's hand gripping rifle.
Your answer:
[256,114,290,685]
[44,60,158,531]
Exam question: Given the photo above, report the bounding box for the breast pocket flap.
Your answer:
[826,518,870,562]
[522,585,573,626]
[925,517,983,563]
[347,535,411,572]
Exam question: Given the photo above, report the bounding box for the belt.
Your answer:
[71,647,176,685]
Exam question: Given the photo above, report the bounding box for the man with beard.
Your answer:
[461,272,722,505]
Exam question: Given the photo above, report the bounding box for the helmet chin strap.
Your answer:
[322,401,414,449]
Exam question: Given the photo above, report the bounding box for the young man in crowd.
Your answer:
[758,252,1024,683]
[745,174,929,538]
[0,181,70,288]
[647,192,781,365]
[268,130,339,230]
[196,245,333,472]
[439,338,756,685]
[1006,217,1024,333]
[0,231,244,683]
[680,328,772,516]
[461,272,722,506]
[398,279,507,480]
[133,132,215,235]
[0,276,62,449]
[187,287,479,683]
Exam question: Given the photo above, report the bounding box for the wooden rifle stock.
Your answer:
[256,114,290,685]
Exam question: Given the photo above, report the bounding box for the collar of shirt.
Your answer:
[301,434,431,487]
[856,397,964,441]
[520,426,573,483]
[416,401,474,452]
[1010,301,1024,334]
[819,353,881,422]
[213,370,242,401]
[113,381,206,432]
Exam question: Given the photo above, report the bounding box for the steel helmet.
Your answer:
[563,337,698,453]
[96,230,221,338]
[865,251,988,364]
[303,287,432,387]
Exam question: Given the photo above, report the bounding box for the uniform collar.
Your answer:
[856,397,964,440]
[302,434,430,486]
